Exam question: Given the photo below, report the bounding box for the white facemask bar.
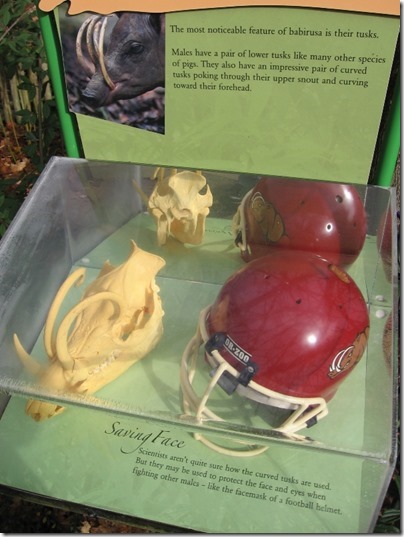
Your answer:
[232,188,252,256]
[180,328,268,456]
[180,307,329,456]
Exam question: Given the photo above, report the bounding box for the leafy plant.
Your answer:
[0,0,63,235]
[375,478,401,533]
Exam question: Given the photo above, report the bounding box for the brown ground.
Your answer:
[0,490,159,533]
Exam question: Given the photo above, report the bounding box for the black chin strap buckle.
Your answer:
[205,332,227,355]
[205,333,258,395]
[238,363,258,386]
[305,407,318,428]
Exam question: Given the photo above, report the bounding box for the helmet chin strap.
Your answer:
[180,308,328,457]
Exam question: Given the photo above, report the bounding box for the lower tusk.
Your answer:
[13,334,43,377]
[132,179,150,206]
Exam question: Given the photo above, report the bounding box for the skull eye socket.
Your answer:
[199,183,208,196]
[156,181,172,197]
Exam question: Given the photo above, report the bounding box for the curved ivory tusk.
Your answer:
[44,268,86,360]
[98,16,115,90]
[76,15,99,76]
[132,179,150,206]
[55,291,126,371]
[86,15,105,67]
[152,167,163,181]
[152,168,178,182]
[91,17,103,59]
[76,15,115,90]
[13,334,43,377]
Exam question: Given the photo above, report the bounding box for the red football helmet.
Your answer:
[181,251,369,455]
[233,177,367,267]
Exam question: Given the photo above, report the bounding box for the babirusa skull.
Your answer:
[14,241,165,421]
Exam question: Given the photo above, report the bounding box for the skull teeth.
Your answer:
[88,352,117,376]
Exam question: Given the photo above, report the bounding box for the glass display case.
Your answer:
[0,157,398,533]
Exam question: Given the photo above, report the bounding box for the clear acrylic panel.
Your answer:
[0,157,397,532]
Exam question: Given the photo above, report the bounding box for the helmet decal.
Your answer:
[223,333,252,365]
[328,327,369,378]
[250,191,285,244]
[205,332,258,392]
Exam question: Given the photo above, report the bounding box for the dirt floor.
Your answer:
[0,490,157,533]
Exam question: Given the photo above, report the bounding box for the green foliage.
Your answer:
[375,509,401,533]
[0,166,35,235]
[0,0,63,236]
[0,192,9,236]
[0,1,62,169]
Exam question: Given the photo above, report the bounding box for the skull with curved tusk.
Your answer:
[148,168,213,246]
[14,241,166,421]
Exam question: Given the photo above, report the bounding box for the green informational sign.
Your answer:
[53,4,399,184]
[0,396,365,533]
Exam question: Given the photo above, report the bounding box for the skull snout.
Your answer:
[171,206,193,220]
